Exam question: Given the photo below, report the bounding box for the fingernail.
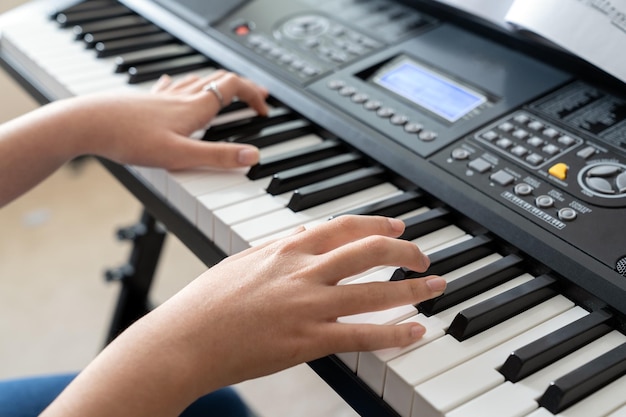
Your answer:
[388,217,405,233]
[237,147,259,166]
[426,276,446,293]
[410,324,426,339]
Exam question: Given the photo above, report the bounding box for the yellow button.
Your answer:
[549,162,569,180]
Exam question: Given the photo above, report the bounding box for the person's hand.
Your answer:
[0,71,269,206]
[41,215,445,417]
[150,215,445,393]
[71,71,269,170]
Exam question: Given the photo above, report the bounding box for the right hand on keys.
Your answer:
[43,215,445,417]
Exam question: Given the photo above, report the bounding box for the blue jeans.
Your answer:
[0,373,253,417]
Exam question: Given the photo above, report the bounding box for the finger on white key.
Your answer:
[358,313,446,396]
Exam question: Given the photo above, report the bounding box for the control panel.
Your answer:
[213,0,434,82]
[308,24,569,157]
[431,81,626,273]
[206,0,624,275]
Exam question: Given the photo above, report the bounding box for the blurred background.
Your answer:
[0,0,357,415]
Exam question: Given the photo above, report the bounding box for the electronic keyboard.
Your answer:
[2,1,626,416]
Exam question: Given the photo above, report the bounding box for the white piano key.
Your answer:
[213,191,293,241]
[524,409,553,417]
[357,313,447,395]
[336,267,421,371]
[196,178,271,238]
[166,167,249,223]
[447,381,537,417]
[421,232,472,256]
[1,31,72,98]
[435,252,502,281]
[1,4,220,97]
[229,183,399,254]
[7,22,133,95]
[606,401,626,417]
[248,195,424,247]
[383,295,574,417]
[130,165,161,193]
[411,307,588,417]
[207,106,260,127]
[447,331,626,417]
[182,134,324,229]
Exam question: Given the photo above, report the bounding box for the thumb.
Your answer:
[164,138,260,170]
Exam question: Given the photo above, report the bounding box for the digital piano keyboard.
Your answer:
[2,0,626,416]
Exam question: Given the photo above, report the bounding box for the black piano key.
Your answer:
[84,25,162,48]
[217,100,251,115]
[73,15,149,40]
[247,140,345,180]
[334,189,425,218]
[128,54,214,84]
[114,44,197,73]
[287,166,388,212]
[266,153,366,195]
[390,234,494,281]
[95,32,177,58]
[500,309,613,383]
[56,5,134,27]
[51,0,117,20]
[203,107,297,142]
[446,274,557,341]
[538,342,626,414]
[233,119,313,147]
[399,207,451,241]
[418,253,525,316]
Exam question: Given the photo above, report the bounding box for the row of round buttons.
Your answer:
[453,148,578,222]
[514,184,578,221]
[327,79,438,142]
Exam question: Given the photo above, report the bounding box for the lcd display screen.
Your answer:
[373,58,487,122]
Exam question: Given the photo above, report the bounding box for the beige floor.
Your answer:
[0,1,359,415]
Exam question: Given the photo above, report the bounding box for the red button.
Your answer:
[234,25,250,36]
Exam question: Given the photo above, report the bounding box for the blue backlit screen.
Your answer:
[374,59,486,122]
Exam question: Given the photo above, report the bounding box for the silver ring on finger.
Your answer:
[203,81,224,108]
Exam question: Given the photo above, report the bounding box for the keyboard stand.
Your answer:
[104,209,166,343]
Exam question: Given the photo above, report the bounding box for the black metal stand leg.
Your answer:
[104,209,166,345]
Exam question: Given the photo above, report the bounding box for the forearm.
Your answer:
[40,308,208,417]
[0,98,91,207]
